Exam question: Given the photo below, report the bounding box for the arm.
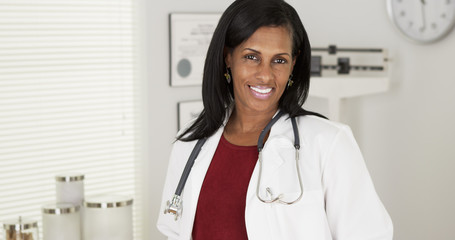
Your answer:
[322,126,393,240]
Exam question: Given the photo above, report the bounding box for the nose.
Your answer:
[255,62,274,82]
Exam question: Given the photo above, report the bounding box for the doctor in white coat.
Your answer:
[158,0,393,239]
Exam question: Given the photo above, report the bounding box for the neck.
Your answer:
[226,107,278,134]
[223,106,278,146]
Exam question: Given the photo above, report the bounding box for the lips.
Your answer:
[250,86,272,94]
[249,85,273,99]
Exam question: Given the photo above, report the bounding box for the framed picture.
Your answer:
[169,13,222,87]
[178,100,204,130]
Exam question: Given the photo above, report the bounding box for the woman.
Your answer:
[158,0,393,239]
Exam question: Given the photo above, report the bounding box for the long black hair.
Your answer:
[177,0,324,141]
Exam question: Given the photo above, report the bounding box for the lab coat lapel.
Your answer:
[247,114,293,206]
[259,115,295,190]
[179,127,224,240]
[245,115,296,239]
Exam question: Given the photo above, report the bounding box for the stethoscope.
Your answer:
[164,111,304,220]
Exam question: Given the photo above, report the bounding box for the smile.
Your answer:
[249,85,273,99]
[250,86,272,94]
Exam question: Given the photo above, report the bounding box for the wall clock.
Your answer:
[387,0,455,43]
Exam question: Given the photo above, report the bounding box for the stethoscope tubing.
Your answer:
[165,111,303,220]
[175,137,207,196]
[256,116,303,204]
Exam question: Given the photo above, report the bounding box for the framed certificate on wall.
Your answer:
[169,13,222,87]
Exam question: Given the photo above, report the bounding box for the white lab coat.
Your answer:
[157,114,393,240]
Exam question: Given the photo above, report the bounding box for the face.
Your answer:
[225,26,295,115]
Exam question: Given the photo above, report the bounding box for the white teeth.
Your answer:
[250,86,272,94]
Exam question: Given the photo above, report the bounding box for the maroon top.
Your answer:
[192,135,258,240]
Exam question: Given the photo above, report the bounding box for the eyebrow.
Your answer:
[243,48,291,57]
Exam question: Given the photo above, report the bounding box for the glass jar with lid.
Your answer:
[83,194,133,240]
[42,203,81,240]
[3,217,39,240]
[55,173,85,206]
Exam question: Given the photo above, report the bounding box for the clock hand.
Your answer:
[420,0,427,32]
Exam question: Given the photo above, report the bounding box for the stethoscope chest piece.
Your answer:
[164,194,182,221]
[164,137,207,221]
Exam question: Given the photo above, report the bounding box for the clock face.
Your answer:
[387,0,455,43]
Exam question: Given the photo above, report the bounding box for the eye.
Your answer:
[244,54,259,61]
[274,58,287,64]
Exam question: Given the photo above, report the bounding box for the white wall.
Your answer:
[145,0,455,239]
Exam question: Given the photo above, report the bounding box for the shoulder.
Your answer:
[170,123,223,166]
[168,132,200,170]
[270,113,353,151]
[293,115,355,151]
[297,115,350,136]
[171,137,199,161]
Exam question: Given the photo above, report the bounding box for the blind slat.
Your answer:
[0,151,137,169]
[0,46,134,55]
[0,64,135,74]
[0,53,133,62]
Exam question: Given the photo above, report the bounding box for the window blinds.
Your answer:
[0,0,142,239]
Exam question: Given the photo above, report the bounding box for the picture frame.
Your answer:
[169,13,222,87]
[177,100,204,130]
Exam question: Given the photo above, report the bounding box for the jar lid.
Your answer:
[42,203,80,215]
[55,173,84,182]
[84,194,133,208]
[3,217,38,231]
